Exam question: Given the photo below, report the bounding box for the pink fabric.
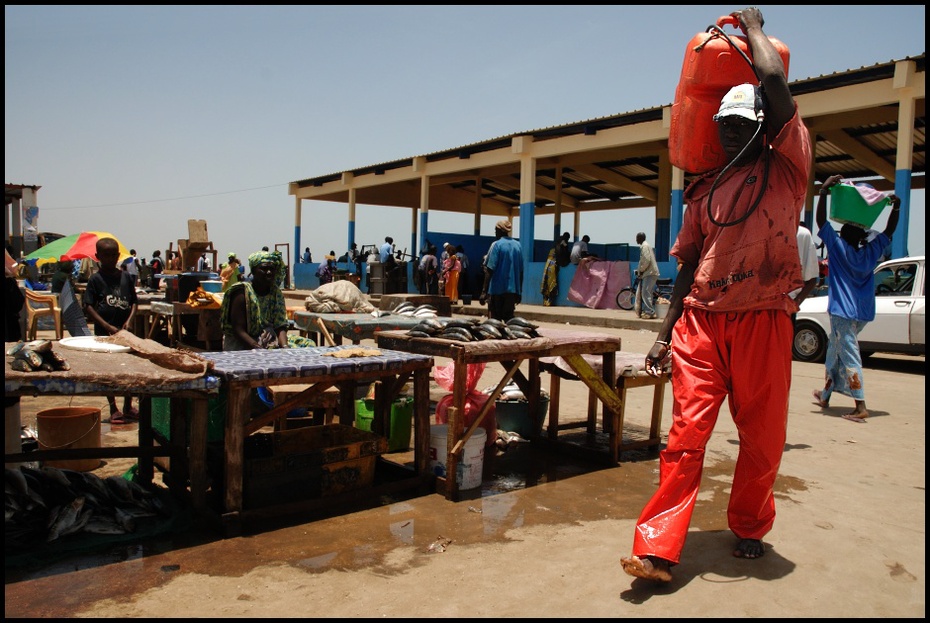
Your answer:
[567,260,631,309]
[850,182,892,206]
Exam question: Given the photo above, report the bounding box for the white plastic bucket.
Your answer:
[656,301,670,319]
[429,424,486,490]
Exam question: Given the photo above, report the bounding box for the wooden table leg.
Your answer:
[223,385,250,518]
[413,367,430,476]
[547,372,561,441]
[188,397,209,515]
[446,355,469,500]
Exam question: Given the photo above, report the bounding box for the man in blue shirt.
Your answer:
[479,220,523,321]
[812,174,900,423]
[379,237,394,263]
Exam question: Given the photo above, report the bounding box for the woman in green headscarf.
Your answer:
[220,250,313,350]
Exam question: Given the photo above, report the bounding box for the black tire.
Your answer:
[793,320,828,363]
[616,287,636,310]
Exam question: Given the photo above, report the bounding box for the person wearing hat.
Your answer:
[220,252,241,292]
[220,249,296,350]
[479,219,523,321]
[621,7,813,584]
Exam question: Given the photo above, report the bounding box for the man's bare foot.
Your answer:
[733,538,765,559]
[620,555,672,583]
[812,389,829,408]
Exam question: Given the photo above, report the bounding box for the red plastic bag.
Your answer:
[434,362,496,447]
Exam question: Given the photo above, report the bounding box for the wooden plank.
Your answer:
[224,385,251,515]
[188,219,209,243]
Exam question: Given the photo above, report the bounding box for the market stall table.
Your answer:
[4,342,220,516]
[375,326,623,500]
[292,310,425,345]
[198,345,433,536]
[148,300,222,350]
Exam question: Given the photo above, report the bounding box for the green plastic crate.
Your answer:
[829,184,890,228]
[152,390,226,443]
[354,396,413,452]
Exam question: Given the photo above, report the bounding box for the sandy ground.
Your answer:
[5,321,926,618]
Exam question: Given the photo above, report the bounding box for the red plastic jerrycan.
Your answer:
[668,15,790,174]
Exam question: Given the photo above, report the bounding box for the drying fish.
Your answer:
[416,317,444,332]
[407,330,432,339]
[44,349,71,371]
[507,317,539,330]
[409,321,440,335]
[10,359,34,372]
[441,318,476,330]
[46,497,86,542]
[6,342,27,356]
[481,318,507,331]
[476,323,503,338]
[439,328,473,342]
[25,339,54,353]
[14,348,44,370]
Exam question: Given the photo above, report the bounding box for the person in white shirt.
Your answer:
[570,235,593,265]
[790,223,821,322]
[634,232,661,319]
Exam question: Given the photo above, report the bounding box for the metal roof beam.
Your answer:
[820,129,896,181]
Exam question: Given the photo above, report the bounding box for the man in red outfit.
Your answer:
[620,6,812,583]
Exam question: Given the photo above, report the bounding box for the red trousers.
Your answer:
[632,308,793,564]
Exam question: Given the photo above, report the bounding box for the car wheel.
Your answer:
[793,320,828,363]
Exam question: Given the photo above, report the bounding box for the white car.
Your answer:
[792,255,925,363]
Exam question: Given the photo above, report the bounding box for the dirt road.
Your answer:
[5,323,925,618]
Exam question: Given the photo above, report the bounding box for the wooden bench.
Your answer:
[539,351,670,462]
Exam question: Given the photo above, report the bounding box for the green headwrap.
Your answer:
[248,250,285,284]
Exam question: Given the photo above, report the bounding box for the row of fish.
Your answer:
[7,340,71,372]
[407,316,540,341]
[5,465,173,550]
[391,302,439,318]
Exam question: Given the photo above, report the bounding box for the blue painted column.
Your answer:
[669,166,685,264]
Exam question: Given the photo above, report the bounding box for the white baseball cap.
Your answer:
[713,83,759,122]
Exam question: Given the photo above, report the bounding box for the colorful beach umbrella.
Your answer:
[22,231,131,268]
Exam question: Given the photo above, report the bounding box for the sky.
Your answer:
[5,5,926,268]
